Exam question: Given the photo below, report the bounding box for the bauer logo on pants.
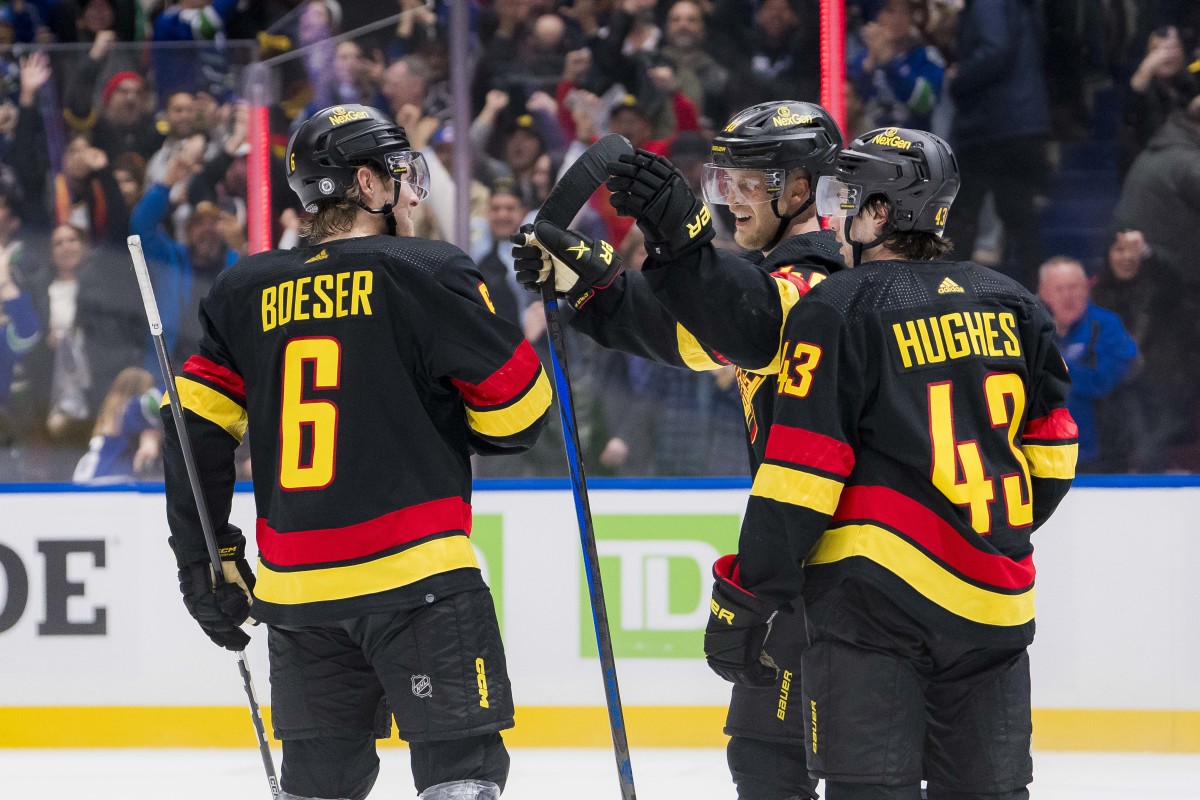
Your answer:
[411,674,432,698]
[582,514,739,659]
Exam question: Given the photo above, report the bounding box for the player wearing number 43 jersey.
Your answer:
[160,104,550,800]
[647,128,1078,799]
[515,101,846,800]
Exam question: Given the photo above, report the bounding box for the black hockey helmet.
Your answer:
[701,101,843,250]
[815,127,959,236]
[285,104,430,213]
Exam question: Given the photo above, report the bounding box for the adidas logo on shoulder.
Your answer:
[305,249,329,263]
[937,277,964,294]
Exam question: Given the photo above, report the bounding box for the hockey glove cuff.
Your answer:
[606,149,714,261]
[177,539,255,652]
[704,554,779,687]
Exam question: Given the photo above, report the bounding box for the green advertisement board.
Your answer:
[580,514,741,659]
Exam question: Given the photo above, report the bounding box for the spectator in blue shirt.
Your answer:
[847,0,945,130]
[130,147,236,372]
[1038,256,1137,469]
[0,238,39,413]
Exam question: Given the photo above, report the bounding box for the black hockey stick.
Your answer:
[531,134,638,800]
[127,235,280,799]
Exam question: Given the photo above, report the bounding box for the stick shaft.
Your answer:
[127,235,280,799]
[540,282,637,800]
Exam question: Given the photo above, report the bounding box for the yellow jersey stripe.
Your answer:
[255,535,479,605]
[1023,443,1078,480]
[808,523,1036,627]
[752,275,804,375]
[171,376,248,442]
[675,323,724,371]
[750,463,843,516]
[465,369,552,438]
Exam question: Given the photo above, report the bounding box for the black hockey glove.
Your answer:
[606,149,714,261]
[510,221,622,310]
[704,555,779,687]
[177,540,255,652]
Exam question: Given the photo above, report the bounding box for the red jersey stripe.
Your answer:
[451,340,542,408]
[1024,408,1078,442]
[257,496,472,567]
[831,485,1035,590]
[182,355,246,402]
[763,424,855,477]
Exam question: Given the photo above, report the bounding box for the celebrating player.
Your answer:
[632,126,1078,798]
[513,100,845,800]
[161,104,551,800]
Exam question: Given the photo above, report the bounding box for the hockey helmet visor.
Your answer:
[383,150,431,202]
[814,176,865,218]
[700,165,787,207]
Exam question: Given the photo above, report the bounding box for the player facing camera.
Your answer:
[699,100,842,252]
[815,126,959,264]
[285,103,431,239]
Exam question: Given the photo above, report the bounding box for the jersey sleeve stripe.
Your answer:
[1022,443,1078,480]
[256,496,472,567]
[254,534,479,605]
[1023,408,1079,443]
[170,376,248,442]
[452,339,542,408]
[181,355,246,402]
[465,368,552,438]
[808,523,1036,627]
[831,485,1035,590]
[675,323,727,371]
[751,274,805,376]
[763,424,855,477]
[750,463,843,516]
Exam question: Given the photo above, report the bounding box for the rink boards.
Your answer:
[0,478,1198,752]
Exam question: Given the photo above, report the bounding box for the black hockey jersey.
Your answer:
[162,235,551,626]
[570,230,845,470]
[674,259,1077,647]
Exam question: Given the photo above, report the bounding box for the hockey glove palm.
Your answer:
[511,221,622,310]
[704,554,779,687]
[178,541,255,652]
[606,149,714,261]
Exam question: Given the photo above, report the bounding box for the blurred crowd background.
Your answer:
[0,0,1197,483]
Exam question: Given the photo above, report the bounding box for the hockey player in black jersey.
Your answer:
[513,100,843,800]
[644,127,1079,799]
[161,104,551,800]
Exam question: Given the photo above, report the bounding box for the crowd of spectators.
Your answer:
[0,0,1197,481]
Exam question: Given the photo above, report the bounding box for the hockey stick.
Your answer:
[532,134,638,800]
[127,235,280,799]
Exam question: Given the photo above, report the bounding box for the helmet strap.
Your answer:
[357,177,403,236]
[765,194,811,252]
[844,211,893,266]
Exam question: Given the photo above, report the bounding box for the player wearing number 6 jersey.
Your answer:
[160,104,550,800]
[650,128,1078,799]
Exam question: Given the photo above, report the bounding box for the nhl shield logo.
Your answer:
[411,674,432,698]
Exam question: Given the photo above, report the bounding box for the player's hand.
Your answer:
[177,541,255,651]
[704,555,779,687]
[510,221,622,310]
[606,148,713,261]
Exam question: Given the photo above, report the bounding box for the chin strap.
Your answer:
[764,194,812,252]
[357,179,403,236]
[844,213,893,266]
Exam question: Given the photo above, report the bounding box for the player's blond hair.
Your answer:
[299,165,389,242]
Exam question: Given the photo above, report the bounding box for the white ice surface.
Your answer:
[1,748,1198,799]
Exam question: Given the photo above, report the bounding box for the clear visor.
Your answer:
[384,150,431,201]
[701,164,778,207]
[815,176,863,218]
